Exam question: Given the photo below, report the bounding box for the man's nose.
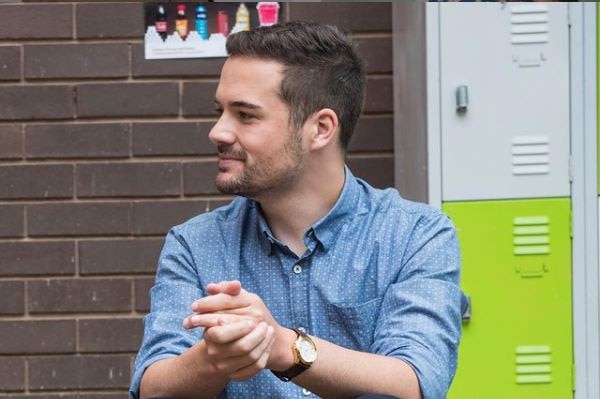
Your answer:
[208,117,235,145]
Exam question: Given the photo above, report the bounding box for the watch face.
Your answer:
[297,337,317,363]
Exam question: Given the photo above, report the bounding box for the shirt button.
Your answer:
[298,326,306,333]
[302,388,312,396]
[293,264,303,274]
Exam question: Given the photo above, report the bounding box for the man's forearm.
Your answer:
[293,336,422,399]
[139,339,229,399]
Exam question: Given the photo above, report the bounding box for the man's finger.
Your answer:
[207,280,242,296]
[204,319,258,345]
[183,313,252,329]
[208,322,271,365]
[192,291,250,314]
[229,326,275,381]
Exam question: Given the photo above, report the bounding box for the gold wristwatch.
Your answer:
[272,328,317,382]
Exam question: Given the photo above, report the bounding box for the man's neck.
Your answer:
[256,163,345,257]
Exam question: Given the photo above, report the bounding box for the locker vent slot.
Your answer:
[513,216,550,255]
[515,345,552,384]
[510,4,549,45]
[512,136,550,175]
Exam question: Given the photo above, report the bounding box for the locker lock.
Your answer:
[456,85,469,114]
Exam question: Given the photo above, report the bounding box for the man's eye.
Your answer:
[239,112,254,120]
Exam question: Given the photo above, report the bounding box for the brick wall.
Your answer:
[0,2,393,397]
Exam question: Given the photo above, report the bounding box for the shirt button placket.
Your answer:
[290,259,310,338]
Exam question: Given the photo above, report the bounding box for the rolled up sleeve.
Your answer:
[129,227,205,399]
[371,213,466,399]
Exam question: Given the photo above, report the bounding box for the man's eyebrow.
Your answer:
[213,99,262,110]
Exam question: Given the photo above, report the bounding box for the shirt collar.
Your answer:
[310,165,361,251]
[252,165,363,253]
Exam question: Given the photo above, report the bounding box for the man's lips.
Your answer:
[217,154,244,169]
[218,154,243,161]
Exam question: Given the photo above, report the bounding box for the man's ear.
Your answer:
[308,108,339,151]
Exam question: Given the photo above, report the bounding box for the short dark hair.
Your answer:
[226,21,365,150]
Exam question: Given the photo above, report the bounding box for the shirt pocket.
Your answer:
[325,296,383,352]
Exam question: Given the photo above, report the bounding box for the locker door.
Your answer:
[445,199,573,399]
[440,3,570,201]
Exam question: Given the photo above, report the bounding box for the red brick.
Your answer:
[0,357,25,391]
[0,164,73,200]
[183,161,219,195]
[182,81,219,117]
[28,278,132,314]
[134,277,154,313]
[347,156,394,189]
[0,241,75,276]
[288,3,392,33]
[26,123,130,159]
[348,116,394,153]
[133,122,215,156]
[132,43,225,78]
[0,124,23,159]
[0,86,75,120]
[28,355,130,390]
[355,37,393,74]
[80,395,129,399]
[25,44,129,80]
[27,203,131,237]
[0,4,72,40]
[76,3,144,39]
[0,281,24,315]
[77,83,179,118]
[133,200,208,235]
[7,395,78,399]
[79,238,164,275]
[0,204,24,238]
[364,77,393,114]
[79,318,143,352]
[76,162,180,198]
[0,46,21,81]
[0,320,75,354]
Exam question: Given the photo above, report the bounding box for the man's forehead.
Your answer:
[215,56,284,106]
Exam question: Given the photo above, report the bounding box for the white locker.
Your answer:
[439,3,570,201]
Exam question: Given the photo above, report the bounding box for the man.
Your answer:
[131,21,465,399]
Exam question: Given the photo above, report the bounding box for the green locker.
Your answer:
[445,198,573,399]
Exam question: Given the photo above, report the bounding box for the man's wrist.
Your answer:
[267,326,297,371]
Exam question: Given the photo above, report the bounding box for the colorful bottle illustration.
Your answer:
[155,4,168,41]
[236,3,250,32]
[176,4,188,39]
[195,4,209,40]
[218,10,229,36]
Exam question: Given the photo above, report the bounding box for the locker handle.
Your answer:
[461,295,471,323]
[456,85,468,113]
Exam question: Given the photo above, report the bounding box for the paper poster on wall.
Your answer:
[144,2,281,60]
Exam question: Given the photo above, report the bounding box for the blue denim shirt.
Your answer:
[131,168,464,399]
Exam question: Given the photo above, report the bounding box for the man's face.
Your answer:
[209,56,305,198]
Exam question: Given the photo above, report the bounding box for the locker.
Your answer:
[444,198,573,399]
[439,3,570,201]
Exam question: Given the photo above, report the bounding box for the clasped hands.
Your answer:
[182,280,295,381]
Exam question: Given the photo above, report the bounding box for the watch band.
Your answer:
[271,328,313,382]
[272,362,309,382]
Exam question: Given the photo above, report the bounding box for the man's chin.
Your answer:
[215,175,243,195]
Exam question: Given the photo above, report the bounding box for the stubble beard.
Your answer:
[215,131,304,198]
